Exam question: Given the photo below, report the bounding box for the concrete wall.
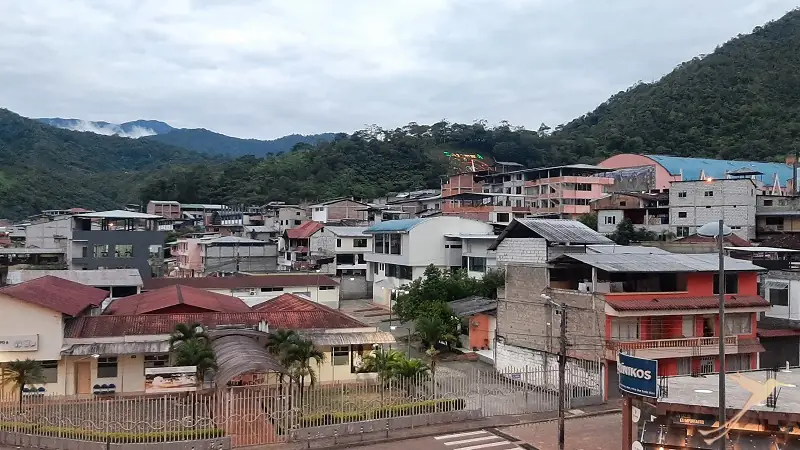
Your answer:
[494,342,602,394]
[339,275,371,300]
[24,218,73,255]
[209,285,340,309]
[597,210,624,234]
[0,431,230,450]
[669,179,757,239]
[71,230,166,279]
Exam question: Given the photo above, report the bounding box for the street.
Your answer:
[355,413,623,450]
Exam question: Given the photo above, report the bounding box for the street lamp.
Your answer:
[697,220,732,450]
[390,325,412,356]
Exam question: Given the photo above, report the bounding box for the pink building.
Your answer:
[171,237,203,277]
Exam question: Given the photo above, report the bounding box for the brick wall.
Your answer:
[495,238,548,265]
[499,265,605,361]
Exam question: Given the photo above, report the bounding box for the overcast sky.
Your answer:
[0,0,797,139]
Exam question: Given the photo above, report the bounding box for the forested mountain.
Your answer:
[7,9,800,218]
[38,117,335,156]
[145,128,336,157]
[0,109,218,219]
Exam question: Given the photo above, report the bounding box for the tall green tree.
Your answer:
[169,323,209,351]
[172,339,218,384]
[391,357,431,396]
[265,329,300,390]
[285,339,325,398]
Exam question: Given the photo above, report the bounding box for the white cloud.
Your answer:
[0,0,796,139]
[62,120,158,138]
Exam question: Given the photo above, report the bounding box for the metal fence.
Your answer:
[0,363,603,447]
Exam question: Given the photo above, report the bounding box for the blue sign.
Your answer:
[618,353,658,398]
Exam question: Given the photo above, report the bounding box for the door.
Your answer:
[75,362,91,394]
[700,357,715,374]
[682,316,695,338]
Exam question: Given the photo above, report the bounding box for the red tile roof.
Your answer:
[105,285,251,315]
[0,276,108,316]
[252,293,318,311]
[605,295,768,311]
[65,304,367,338]
[758,328,800,338]
[676,233,752,247]
[143,274,338,290]
[285,221,324,239]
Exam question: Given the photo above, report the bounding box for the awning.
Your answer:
[302,331,396,346]
[210,331,285,387]
[61,341,170,356]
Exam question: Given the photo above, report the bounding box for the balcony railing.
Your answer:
[605,336,738,360]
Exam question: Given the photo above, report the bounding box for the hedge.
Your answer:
[0,422,224,442]
[299,398,466,427]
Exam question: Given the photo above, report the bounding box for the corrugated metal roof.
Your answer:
[325,226,369,237]
[605,295,768,311]
[76,210,163,219]
[364,218,430,233]
[303,331,396,346]
[449,296,497,316]
[61,341,170,356]
[645,154,797,182]
[8,269,143,287]
[143,273,338,290]
[586,245,670,255]
[553,253,765,273]
[499,219,613,245]
[199,236,266,245]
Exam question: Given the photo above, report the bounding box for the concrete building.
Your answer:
[668,178,758,240]
[599,153,798,191]
[758,270,800,368]
[0,276,391,396]
[756,194,800,236]
[592,191,669,237]
[145,201,181,219]
[24,210,167,279]
[314,226,372,276]
[310,198,369,224]
[280,221,325,271]
[144,273,341,309]
[188,235,277,276]
[363,217,494,306]
[6,268,142,300]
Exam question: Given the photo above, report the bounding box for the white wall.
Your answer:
[311,206,328,223]
[764,278,800,321]
[208,285,340,309]
[494,342,600,393]
[0,294,64,363]
[495,238,548,265]
[597,210,623,234]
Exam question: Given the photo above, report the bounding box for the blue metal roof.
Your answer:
[364,218,430,233]
[645,155,797,183]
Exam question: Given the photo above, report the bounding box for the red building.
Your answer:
[549,252,769,397]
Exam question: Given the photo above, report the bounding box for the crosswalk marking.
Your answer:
[444,435,499,445]
[433,429,519,450]
[435,430,491,440]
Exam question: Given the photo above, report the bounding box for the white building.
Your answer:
[669,178,758,240]
[314,226,372,276]
[364,217,495,306]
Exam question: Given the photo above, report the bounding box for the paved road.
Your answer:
[501,413,623,450]
[356,429,523,450]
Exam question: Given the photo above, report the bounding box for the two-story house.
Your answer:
[24,210,167,279]
[592,191,669,238]
[310,198,369,225]
[669,178,758,240]
[364,217,494,306]
[279,221,325,271]
[313,227,372,277]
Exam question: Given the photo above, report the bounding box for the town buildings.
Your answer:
[364,216,495,306]
[592,191,669,237]
[310,198,369,224]
[280,221,325,271]
[172,235,278,277]
[24,210,167,279]
[668,178,758,240]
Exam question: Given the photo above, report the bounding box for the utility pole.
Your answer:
[557,302,567,450]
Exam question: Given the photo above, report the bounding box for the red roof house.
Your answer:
[105,285,251,315]
[284,221,324,240]
[0,276,108,316]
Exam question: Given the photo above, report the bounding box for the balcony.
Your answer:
[605,336,739,360]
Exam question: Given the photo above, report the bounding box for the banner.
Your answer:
[618,353,658,398]
[144,366,197,393]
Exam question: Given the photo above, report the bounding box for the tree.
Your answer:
[169,323,209,351]
[610,218,636,245]
[390,357,431,396]
[578,213,598,231]
[172,338,217,384]
[1,359,45,408]
[414,312,458,350]
[284,339,325,398]
[265,329,300,390]
[360,348,403,387]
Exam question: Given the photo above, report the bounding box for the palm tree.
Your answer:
[391,357,430,396]
[265,329,299,391]
[172,339,217,384]
[1,359,45,408]
[284,339,324,400]
[169,323,209,351]
[361,348,403,387]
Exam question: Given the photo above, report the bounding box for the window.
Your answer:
[611,318,639,341]
[676,226,690,237]
[398,265,413,280]
[373,262,378,274]
[619,201,626,207]
[515,186,522,195]
[676,357,692,376]
[97,357,118,378]
[765,217,784,228]
[115,244,133,258]
[41,360,58,383]
[260,287,284,292]
[445,243,462,249]
[294,220,301,226]
[389,234,401,255]
[462,256,468,269]
[374,234,384,253]
[469,257,487,273]
[575,183,592,191]
[769,287,789,306]
[336,239,342,248]
[704,191,714,197]
[678,211,687,218]
[725,313,752,335]
[726,354,750,372]
[713,273,739,294]
[604,215,616,225]
[386,264,398,278]
[297,211,301,216]
[332,346,349,366]
[93,244,109,258]
[353,238,368,248]
[144,354,169,369]
[678,192,687,198]
[496,212,510,223]
[319,285,335,290]
[763,199,773,206]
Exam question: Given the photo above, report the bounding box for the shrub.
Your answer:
[299,398,466,427]
[0,422,224,442]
